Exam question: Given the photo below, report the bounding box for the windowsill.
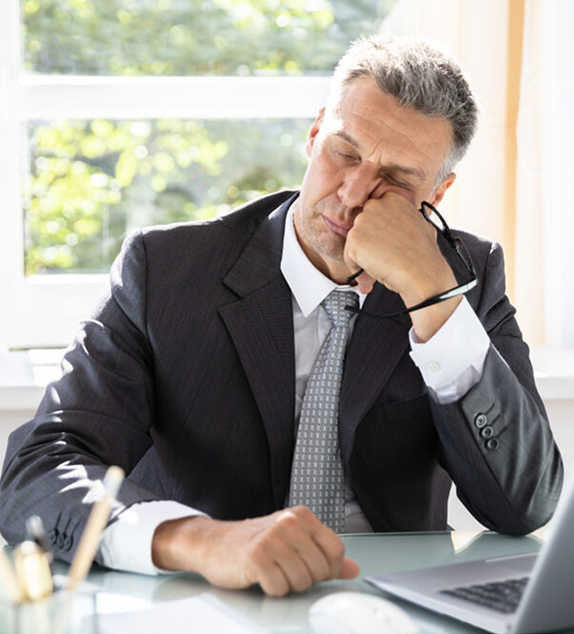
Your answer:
[0,348,65,410]
[0,345,573,412]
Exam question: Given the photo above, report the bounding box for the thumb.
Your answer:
[337,557,361,580]
[356,271,375,294]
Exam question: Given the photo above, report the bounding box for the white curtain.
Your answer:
[533,0,574,347]
[382,0,574,347]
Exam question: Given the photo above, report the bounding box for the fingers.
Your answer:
[343,249,375,295]
[275,510,334,583]
[245,507,357,596]
[355,271,375,294]
[244,536,293,596]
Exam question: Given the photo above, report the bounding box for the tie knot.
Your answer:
[322,290,359,328]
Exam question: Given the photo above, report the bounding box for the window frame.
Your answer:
[0,0,331,348]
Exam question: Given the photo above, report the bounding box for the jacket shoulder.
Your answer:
[140,189,297,244]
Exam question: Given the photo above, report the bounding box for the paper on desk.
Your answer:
[98,593,263,634]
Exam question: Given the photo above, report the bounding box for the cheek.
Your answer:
[307,158,344,194]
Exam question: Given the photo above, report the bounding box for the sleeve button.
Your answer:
[486,438,499,450]
[480,426,494,438]
[475,414,488,428]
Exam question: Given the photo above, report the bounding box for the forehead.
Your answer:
[326,78,453,180]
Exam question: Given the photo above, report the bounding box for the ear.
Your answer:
[306,107,326,158]
[429,172,456,206]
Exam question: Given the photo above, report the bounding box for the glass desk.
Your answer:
[82,530,551,634]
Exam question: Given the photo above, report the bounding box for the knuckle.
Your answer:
[351,212,368,234]
[277,509,300,528]
[248,538,271,566]
[362,198,378,213]
[290,505,310,518]
[280,507,311,531]
[324,537,345,563]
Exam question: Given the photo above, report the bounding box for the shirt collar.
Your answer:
[280,204,366,317]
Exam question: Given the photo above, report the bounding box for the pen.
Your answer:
[26,515,53,568]
[67,465,124,591]
[0,546,23,603]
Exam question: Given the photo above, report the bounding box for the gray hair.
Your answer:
[327,34,478,182]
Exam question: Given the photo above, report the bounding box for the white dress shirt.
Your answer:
[100,205,490,574]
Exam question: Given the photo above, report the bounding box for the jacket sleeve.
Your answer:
[431,239,563,534]
[0,230,162,563]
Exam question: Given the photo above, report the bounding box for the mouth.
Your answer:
[322,215,353,237]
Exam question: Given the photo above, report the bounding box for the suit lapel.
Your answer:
[219,198,296,509]
[339,284,412,460]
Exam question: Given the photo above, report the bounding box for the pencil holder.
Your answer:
[0,580,98,634]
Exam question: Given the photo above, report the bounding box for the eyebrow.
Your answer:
[333,130,428,182]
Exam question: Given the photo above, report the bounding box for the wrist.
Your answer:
[151,514,214,572]
[409,295,462,342]
[398,263,460,342]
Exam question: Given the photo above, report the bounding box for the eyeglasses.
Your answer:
[345,201,477,319]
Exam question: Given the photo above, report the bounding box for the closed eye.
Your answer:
[380,172,414,190]
[334,149,360,164]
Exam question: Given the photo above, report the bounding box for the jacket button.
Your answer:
[486,438,499,450]
[64,535,74,551]
[48,529,58,545]
[475,414,488,428]
[480,426,494,438]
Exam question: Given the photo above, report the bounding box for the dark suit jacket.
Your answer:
[0,191,563,563]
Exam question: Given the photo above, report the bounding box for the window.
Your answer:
[24,118,311,275]
[1,0,398,347]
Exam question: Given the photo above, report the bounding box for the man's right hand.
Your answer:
[151,506,360,596]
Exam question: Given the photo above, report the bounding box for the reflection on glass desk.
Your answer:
[77,530,555,634]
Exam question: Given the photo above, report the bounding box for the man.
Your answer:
[0,34,562,597]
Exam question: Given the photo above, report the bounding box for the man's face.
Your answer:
[293,77,456,283]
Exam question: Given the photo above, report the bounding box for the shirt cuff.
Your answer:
[99,500,207,575]
[409,297,490,404]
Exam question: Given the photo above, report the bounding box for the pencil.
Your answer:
[66,466,124,591]
[0,545,23,603]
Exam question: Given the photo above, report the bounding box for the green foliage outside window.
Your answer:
[24,118,311,273]
[22,0,395,76]
[21,0,397,274]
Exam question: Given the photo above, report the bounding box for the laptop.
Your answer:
[366,473,574,634]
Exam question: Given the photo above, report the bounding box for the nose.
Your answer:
[337,164,381,209]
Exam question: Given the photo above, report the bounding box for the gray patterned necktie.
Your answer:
[289,290,359,533]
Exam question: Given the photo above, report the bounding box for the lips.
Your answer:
[322,215,352,237]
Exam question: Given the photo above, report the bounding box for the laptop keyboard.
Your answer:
[440,577,529,614]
